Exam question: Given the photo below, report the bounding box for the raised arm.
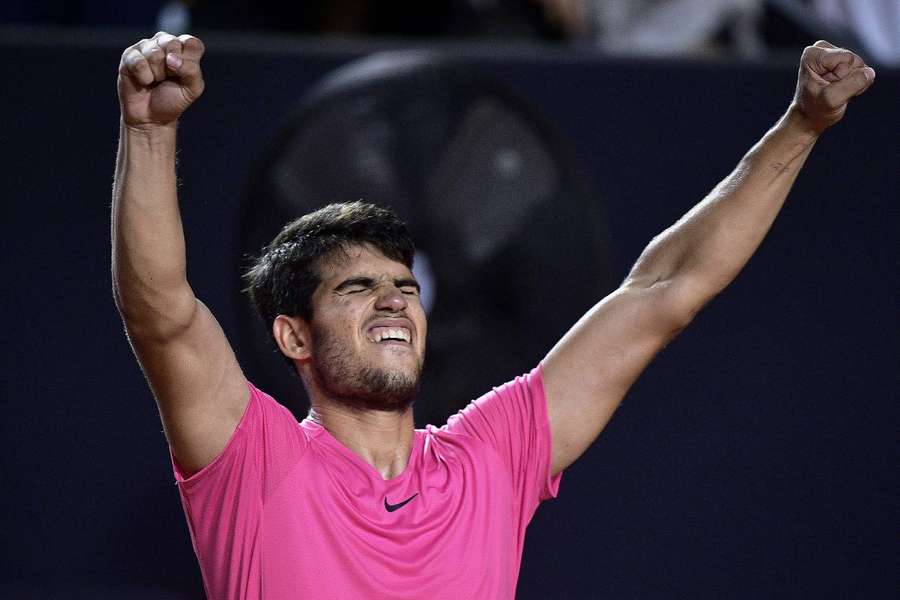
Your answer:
[112,32,248,476]
[543,41,875,476]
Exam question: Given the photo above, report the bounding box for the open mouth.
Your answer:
[366,326,411,344]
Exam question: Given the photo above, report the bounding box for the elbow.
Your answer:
[113,279,198,342]
[623,274,709,333]
[660,274,718,329]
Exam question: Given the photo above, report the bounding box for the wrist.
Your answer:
[122,118,178,137]
[784,104,825,140]
[120,119,178,152]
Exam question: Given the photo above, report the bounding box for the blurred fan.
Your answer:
[236,51,614,426]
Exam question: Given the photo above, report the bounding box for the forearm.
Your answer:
[111,121,195,331]
[626,107,818,306]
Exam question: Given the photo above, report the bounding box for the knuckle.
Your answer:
[185,36,205,54]
[124,51,146,69]
[163,38,183,53]
[144,45,164,60]
[123,41,143,57]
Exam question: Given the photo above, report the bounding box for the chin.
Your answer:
[311,337,424,410]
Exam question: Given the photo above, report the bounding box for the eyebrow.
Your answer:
[334,276,420,293]
[395,277,421,292]
[334,276,375,293]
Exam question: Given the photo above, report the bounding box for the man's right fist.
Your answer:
[118,32,206,129]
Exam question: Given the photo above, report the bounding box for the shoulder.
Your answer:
[441,365,546,436]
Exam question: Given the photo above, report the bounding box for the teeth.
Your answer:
[370,327,411,343]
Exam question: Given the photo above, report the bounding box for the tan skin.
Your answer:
[113,34,874,479]
[273,245,427,480]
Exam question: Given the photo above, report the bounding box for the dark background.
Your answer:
[1,29,897,599]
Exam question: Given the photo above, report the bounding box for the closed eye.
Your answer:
[335,276,420,296]
[396,278,420,296]
[335,277,376,295]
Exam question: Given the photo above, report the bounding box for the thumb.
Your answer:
[823,66,875,107]
[166,53,205,102]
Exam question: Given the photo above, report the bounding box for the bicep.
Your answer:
[126,296,249,476]
[542,280,694,475]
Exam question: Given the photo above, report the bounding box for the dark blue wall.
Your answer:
[1,31,897,599]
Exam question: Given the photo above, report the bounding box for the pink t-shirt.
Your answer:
[171,365,561,599]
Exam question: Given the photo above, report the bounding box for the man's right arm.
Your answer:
[111,32,248,476]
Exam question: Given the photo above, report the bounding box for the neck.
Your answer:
[308,399,415,480]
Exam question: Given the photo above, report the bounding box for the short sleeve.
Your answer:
[172,381,308,500]
[444,364,561,519]
[170,382,308,579]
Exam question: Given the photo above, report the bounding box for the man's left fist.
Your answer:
[791,40,875,134]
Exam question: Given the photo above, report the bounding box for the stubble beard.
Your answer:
[310,323,422,412]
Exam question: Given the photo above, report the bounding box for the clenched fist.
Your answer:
[118,31,206,129]
[791,40,875,134]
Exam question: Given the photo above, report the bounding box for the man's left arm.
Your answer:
[543,41,875,476]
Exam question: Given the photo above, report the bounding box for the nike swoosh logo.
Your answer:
[384,492,418,512]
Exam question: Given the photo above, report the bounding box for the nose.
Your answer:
[374,284,408,313]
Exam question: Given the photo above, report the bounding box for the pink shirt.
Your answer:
[172,365,561,599]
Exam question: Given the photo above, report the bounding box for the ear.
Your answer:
[272,314,312,362]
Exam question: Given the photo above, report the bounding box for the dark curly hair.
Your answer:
[243,201,415,367]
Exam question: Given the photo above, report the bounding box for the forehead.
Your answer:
[316,243,412,283]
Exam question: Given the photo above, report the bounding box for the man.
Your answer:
[112,32,874,599]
